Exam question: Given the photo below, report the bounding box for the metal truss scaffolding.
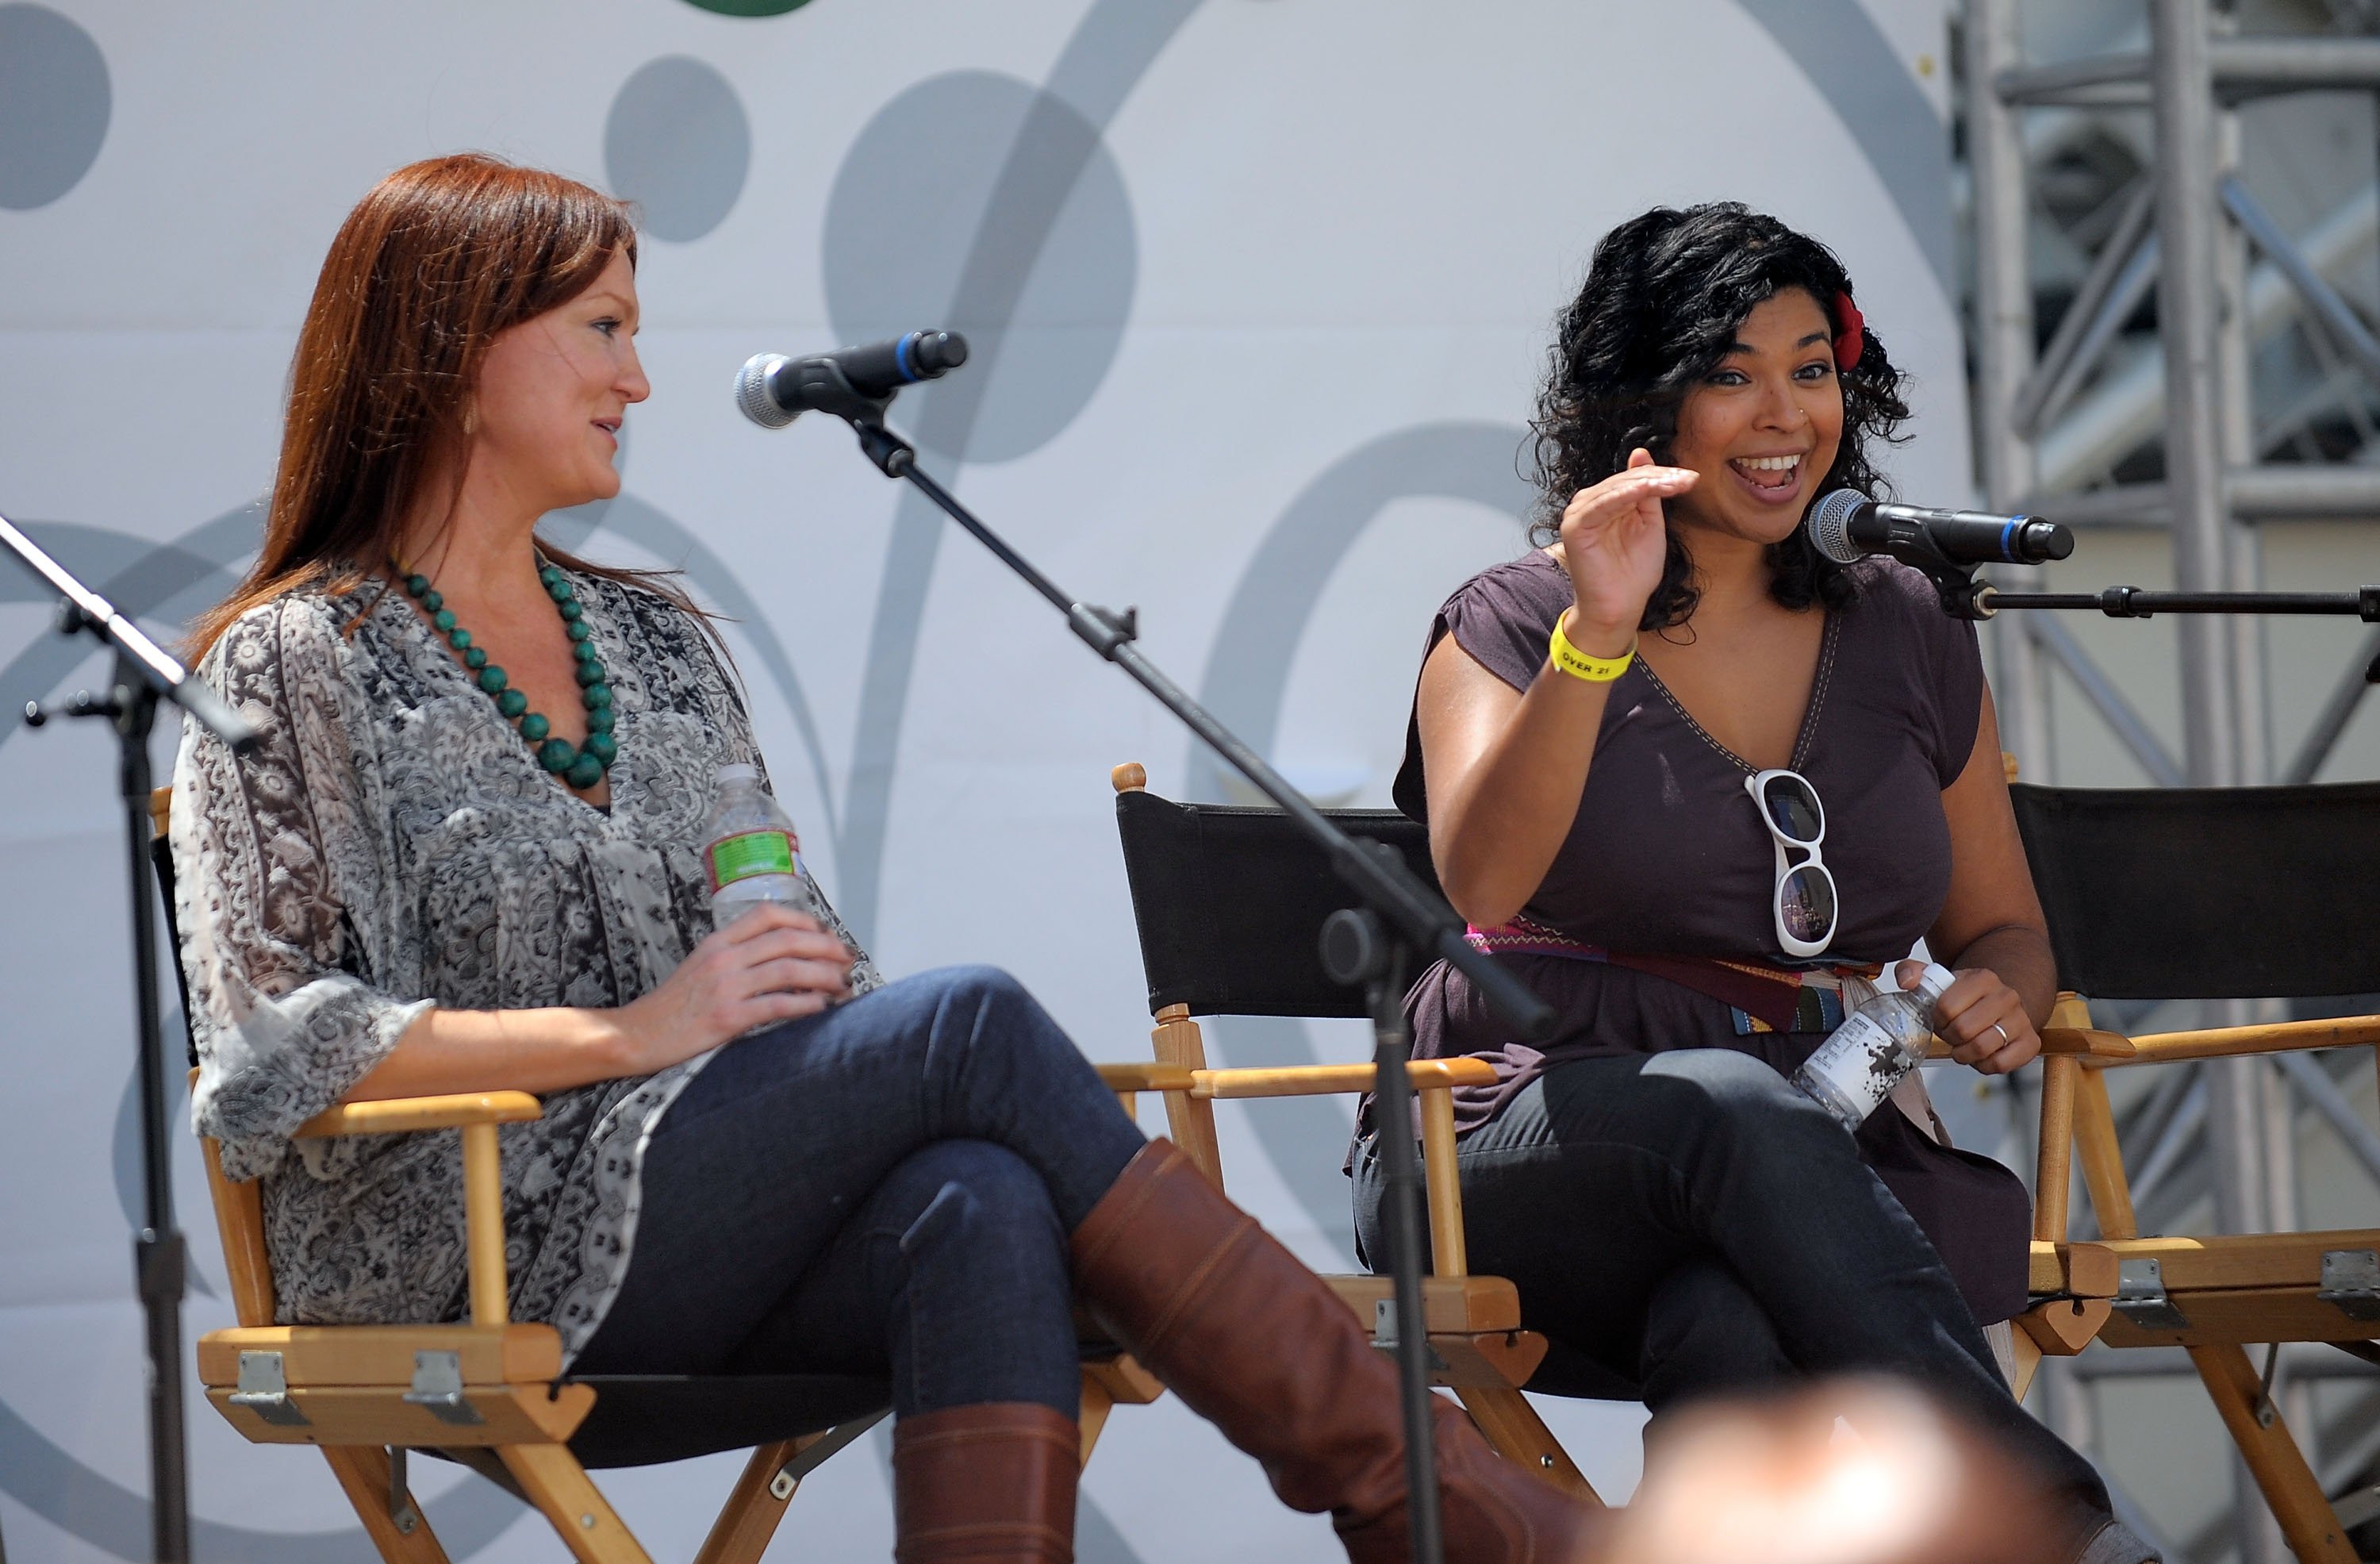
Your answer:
[1965,2,2380,1559]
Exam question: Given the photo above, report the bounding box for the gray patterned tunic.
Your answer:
[172,566,879,1363]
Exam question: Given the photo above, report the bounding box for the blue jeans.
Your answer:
[574,966,1149,1418]
[1353,1049,2132,1555]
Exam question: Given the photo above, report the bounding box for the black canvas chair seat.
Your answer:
[536,1374,890,1469]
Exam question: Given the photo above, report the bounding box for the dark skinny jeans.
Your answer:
[1353,1048,2131,1558]
[574,966,1148,1418]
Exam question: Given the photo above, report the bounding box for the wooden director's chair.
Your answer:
[149,787,1159,1563]
[1100,763,1599,1504]
[2009,778,2380,1564]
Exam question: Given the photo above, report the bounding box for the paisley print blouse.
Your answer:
[171,566,880,1363]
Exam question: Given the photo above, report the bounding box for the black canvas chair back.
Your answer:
[148,829,200,1067]
[1114,790,1440,1019]
[2009,779,2380,1001]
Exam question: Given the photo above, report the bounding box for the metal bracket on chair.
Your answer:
[387,1447,421,1535]
[2112,1258,2190,1330]
[229,1350,309,1427]
[2251,1342,2282,1429]
[768,1411,891,1501]
[2320,1249,2380,1321]
[1371,1300,1450,1373]
[401,1351,482,1426]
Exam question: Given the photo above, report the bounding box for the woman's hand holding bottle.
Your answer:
[1894,958,2040,1076]
[609,905,854,1072]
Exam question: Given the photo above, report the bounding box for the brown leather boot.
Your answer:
[890,1401,1077,1562]
[1069,1139,1604,1563]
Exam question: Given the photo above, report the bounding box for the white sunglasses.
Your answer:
[1744,767,1839,958]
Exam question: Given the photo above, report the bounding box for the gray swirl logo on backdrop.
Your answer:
[823,71,1137,464]
[604,55,753,243]
[0,3,110,210]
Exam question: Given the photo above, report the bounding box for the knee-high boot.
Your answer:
[891,1402,1077,1562]
[1069,1139,1604,1563]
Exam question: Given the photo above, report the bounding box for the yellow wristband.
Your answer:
[1549,613,1637,682]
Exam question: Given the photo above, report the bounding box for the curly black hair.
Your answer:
[1528,202,1912,630]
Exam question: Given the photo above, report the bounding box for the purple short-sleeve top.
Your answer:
[1390,549,2032,1324]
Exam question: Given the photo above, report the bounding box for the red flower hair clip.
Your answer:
[1832,290,1866,371]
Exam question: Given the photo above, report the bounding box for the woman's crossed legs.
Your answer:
[1355,1048,2147,1562]
[574,963,1146,1414]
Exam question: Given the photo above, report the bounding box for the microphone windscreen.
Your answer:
[735,353,797,428]
[1807,489,1868,565]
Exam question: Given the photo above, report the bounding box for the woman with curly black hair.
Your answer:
[1353,204,2154,1564]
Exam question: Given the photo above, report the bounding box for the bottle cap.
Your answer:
[716,763,759,784]
[1913,962,1956,1006]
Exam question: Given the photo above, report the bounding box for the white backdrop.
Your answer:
[0,2,1965,1558]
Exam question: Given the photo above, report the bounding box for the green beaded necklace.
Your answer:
[397,560,618,792]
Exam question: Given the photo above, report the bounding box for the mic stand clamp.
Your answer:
[815,401,1564,1564]
[779,358,894,428]
[1852,535,1995,621]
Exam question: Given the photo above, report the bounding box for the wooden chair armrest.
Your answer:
[1921,1028,2136,1062]
[2039,1027,2138,1061]
[294,1091,543,1138]
[291,1092,538,1326]
[1191,1059,1499,1100]
[2090,1014,2380,1067]
[1094,1063,1198,1094]
[1101,1042,1489,1281]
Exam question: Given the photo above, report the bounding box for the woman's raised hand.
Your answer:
[612,904,855,1071]
[1557,446,1695,651]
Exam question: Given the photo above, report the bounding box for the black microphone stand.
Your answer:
[1977,582,2380,627]
[1865,531,2380,667]
[784,367,1557,1564]
[2,513,259,1564]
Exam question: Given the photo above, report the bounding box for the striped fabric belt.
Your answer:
[1464,913,1883,1035]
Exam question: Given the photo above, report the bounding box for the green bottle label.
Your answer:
[708,828,797,890]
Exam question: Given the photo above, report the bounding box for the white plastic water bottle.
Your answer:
[1791,963,1957,1132]
[702,763,815,928]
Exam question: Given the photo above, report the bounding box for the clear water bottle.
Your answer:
[702,763,815,928]
[1791,963,1957,1132]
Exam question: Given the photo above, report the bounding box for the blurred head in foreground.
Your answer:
[1615,1380,2063,1564]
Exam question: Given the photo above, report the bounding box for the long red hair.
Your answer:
[190,153,701,656]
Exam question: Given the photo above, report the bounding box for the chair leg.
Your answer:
[497,1443,654,1564]
[1453,1385,1603,1505]
[2190,1343,2359,1564]
[1080,1373,1115,1469]
[692,1439,802,1564]
[2007,1326,2044,1403]
[319,1447,452,1564]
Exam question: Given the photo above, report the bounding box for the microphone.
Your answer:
[1806,489,2074,568]
[736,330,969,428]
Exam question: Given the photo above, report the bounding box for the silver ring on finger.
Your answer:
[1989,1021,2010,1048]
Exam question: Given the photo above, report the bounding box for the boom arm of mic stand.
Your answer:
[1975,583,2380,620]
[0,511,259,751]
[854,422,1557,1042]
